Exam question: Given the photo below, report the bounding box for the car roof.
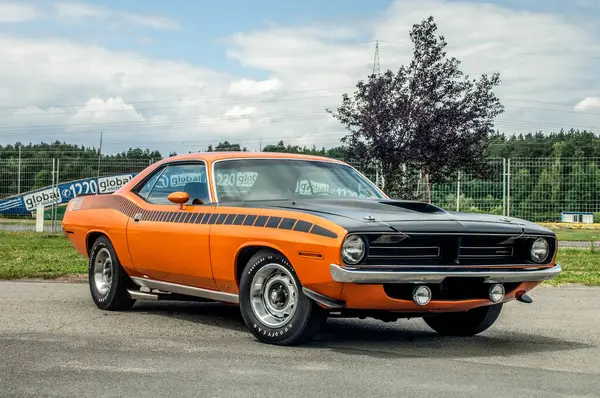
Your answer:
[159,151,347,164]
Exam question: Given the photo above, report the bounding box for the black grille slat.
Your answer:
[368,246,440,258]
[460,247,514,258]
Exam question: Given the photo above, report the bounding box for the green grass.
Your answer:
[549,249,600,286]
[0,231,86,279]
[0,232,598,286]
[552,229,600,242]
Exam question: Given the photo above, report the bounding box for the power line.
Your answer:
[0,109,331,136]
[0,93,598,121]
[0,86,356,112]
[0,94,346,118]
[0,110,600,142]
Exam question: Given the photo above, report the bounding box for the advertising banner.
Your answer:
[0,173,138,216]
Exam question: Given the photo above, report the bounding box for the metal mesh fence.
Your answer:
[2,156,600,226]
[430,158,506,215]
[507,158,600,222]
[0,158,151,230]
[349,157,600,222]
[0,158,55,199]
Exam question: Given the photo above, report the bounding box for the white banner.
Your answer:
[98,174,133,194]
[23,188,60,211]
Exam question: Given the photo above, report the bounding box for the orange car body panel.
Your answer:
[62,152,556,313]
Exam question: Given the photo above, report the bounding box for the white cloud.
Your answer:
[0,2,38,23]
[69,98,145,124]
[53,1,106,19]
[228,78,284,96]
[222,106,257,118]
[53,1,179,30]
[1,0,600,155]
[122,12,179,30]
[575,97,600,112]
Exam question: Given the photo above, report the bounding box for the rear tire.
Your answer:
[423,304,503,336]
[239,250,328,345]
[88,236,136,311]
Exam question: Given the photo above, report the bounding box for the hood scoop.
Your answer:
[377,200,448,214]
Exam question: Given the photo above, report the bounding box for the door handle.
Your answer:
[133,213,142,222]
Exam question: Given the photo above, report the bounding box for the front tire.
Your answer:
[88,236,136,311]
[423,304,503,336]
[239,250,327,345]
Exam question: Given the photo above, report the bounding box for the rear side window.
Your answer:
[136,163,209,205]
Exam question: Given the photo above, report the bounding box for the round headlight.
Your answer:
[342,235,366,264]
[531,238,550,263]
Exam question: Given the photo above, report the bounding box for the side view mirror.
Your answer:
[168,191,189,209]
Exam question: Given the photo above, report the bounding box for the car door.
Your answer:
[125,160,217,290]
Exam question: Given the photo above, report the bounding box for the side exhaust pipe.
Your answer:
[128,289,159,300]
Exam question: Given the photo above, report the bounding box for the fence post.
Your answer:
[507,158,511,217]
[35,204,44,233]
[456,171,461,212]
[55,158,60,232]
[17,146,21,195]
[51,159,56,232]
[502,158,506,216]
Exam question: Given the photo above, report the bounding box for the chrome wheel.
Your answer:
[250,263,299,328]
[93,248,113,295]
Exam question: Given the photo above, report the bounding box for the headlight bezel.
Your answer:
[341,234,366,265]
[530,237,550,264]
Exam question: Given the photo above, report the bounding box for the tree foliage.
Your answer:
[262,140,348,159]
[327,16,504,198]
[203,141,247,152]
[0,141,162,161]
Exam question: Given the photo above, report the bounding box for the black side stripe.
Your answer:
[86,195,338,239]
[254,216,268,227]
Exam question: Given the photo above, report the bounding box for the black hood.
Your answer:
[219,198,554,235]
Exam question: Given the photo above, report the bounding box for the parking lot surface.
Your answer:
[1,281,599,397]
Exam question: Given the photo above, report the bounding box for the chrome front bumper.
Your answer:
[330,263,562,284]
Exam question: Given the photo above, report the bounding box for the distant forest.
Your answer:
[2,129,600,222]
[1,128,598,161]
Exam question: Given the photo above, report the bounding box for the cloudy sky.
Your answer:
[1,0,600,156]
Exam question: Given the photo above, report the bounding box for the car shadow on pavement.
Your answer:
[128,301,591,359]
[130,301,248,332]
[309,318,592,359]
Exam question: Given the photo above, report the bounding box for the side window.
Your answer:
[137,168,164,199]
[136,163,209,205]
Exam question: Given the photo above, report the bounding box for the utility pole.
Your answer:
[372,40,380,76]
[97,131,103,179]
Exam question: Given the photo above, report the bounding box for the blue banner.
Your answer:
[0,173,138,216]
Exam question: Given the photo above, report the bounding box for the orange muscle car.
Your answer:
[62,152,561,345]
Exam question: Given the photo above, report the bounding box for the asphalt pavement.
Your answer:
[1,281,599,398]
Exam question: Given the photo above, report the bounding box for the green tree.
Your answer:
[327,16,504,198]
[214,141,246,151]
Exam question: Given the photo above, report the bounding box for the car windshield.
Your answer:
[213,158,385,202]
